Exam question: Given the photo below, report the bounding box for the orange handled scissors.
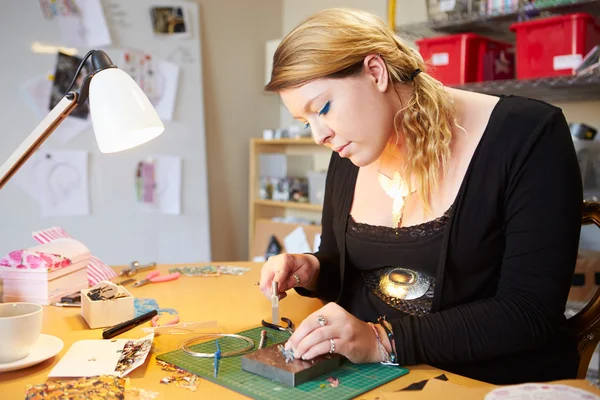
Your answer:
[133,270,181,287]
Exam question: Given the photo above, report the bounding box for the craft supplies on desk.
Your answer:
[49,334,154,378]
[0,238,90,305]
[132,270,180,287]
[102,310,158,339]
[157,326,409,400]
[81,285,134,329]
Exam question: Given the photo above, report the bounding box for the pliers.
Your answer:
[261,317,295,334]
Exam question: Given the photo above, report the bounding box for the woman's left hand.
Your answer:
[285,302,382,364]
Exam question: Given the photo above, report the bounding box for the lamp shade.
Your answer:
[88,68,164,153]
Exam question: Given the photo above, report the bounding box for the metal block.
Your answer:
[241,344,341,387]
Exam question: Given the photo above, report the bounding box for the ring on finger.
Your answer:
[292,273,301,287]
[317,314,326,327]
[329,338,335,354]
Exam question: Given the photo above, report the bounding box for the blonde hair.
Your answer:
[265,8,455,213]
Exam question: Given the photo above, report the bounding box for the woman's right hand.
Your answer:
[259,253,320,300]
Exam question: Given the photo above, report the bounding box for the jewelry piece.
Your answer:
[367,322,393,364]
[378,267,432,300]
[378,171,416,227]
[329,338,335,354]
[292,273,301,287]
[377,316,399,365]
[278,344,295,363]
[181,333,254,358]
[317,314,327,327]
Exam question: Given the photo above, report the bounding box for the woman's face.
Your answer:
[280,55,401,167]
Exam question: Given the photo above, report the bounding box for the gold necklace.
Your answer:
[378,170,416,227]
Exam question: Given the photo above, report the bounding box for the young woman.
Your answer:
[259,8,582,384]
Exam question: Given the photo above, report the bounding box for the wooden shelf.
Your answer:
[254,199,323,212]
[251,138,316,145]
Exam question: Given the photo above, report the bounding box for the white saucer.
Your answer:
[0,334,64,373]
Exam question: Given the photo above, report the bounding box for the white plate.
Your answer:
[0,334,63,373]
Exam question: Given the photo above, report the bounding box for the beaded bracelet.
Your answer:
[367,322,397,366]
[377,316,398,365]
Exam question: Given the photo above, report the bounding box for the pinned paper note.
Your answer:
[283,226,312,254]
[118,49,180,121]
[149,6,192,39]
[56,0,112,48]
[136,156,182,215]
[49,334,154,378]
[15,150,90,217]
[20,73,92,145]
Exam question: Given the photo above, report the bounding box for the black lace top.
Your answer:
[344,208,451,318]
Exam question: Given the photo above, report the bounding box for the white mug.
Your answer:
[0,302,43,363]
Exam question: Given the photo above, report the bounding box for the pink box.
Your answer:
[0,239,90,305]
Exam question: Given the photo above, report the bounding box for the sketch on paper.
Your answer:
[119,49,179,121]
[135,156,181,215]
[56,0,112,48]
[15,150,90,217]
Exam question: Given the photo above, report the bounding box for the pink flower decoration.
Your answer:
[0,258,10,267]
[39,253,54,267]
[16,264,26,269]
[25,254,43,269]
[8,250,23,263]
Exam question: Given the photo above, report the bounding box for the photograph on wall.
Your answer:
[149,6,190,38]
[49,51,91,120]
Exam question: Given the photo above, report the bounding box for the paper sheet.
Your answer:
[149,6,192,39]
[118,49,180,121]
[313,234,321,252]
[283,226,312,254]
[20,73,92,145]
[137,156,182,215]
[49,334,154,378]
[57,0,112,48]
[16,150,90,217]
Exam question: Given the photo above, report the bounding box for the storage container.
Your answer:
[0,239,90,305]
[81,285,134,329]
[415,33,514,85]
[509,13,600,79]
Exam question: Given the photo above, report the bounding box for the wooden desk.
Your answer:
[0,263,591,399]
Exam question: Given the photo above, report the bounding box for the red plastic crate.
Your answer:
[509,13,600,79]
[415,33,514,86]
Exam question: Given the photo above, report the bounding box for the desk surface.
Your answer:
[0,263,595,399]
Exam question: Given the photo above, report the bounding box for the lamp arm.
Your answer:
[0,93,78,191]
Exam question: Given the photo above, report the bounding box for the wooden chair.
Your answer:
[570,200,600,378]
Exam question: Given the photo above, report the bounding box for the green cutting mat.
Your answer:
[156,326,409,400]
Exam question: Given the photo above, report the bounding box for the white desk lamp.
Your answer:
[0,49,164,190]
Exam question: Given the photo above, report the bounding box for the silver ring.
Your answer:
[329,338,335,354]
[317,314,326,327]
[292,273,301,287]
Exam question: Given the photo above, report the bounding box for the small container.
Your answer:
[0,239,90,305]
[509,13,600,79]
[81,285,135,329]
[415,33,514,85]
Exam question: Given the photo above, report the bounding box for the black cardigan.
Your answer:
[296,95,583,384]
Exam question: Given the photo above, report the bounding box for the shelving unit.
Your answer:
[396,0,600,102]
[248,138,331,259]
[398,0,600,41]
[454,73,600,102]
